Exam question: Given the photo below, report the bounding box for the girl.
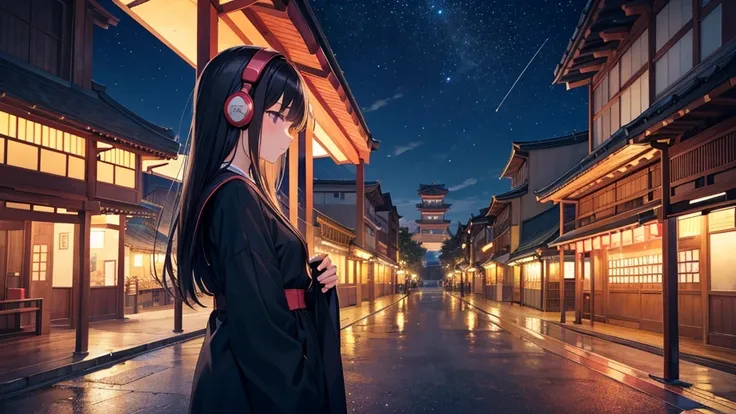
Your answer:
[160,46,347,414]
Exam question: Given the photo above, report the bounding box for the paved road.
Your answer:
[0,289,680,413]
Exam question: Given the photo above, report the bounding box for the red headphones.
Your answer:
[223,48,283,128]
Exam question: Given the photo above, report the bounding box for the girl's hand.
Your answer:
[314,255,338,293]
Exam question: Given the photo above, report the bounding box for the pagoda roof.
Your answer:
[418,184,449,196]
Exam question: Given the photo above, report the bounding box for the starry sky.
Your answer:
[92,0,589,231]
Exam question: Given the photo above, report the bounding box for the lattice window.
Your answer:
[0,111,86,179]
[97,143,137,188]
[678,249,700,283]
[32,244,48,281]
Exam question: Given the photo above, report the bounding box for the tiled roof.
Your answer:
[0,55,179,157]
[125,218,169,253]
[418,184,448,196]
[549,202,658,247]
[495,182,528,202]
[508,206,560,263]
[537,40,736,200]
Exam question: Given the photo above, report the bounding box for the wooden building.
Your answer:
[113,0,379,329]
[483,133,588,309]
[538,0,736,369]
[313,179,399,304]
[412,184,452,252]
[0,0,179,354]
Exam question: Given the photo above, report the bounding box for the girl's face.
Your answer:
[259,99,294,163]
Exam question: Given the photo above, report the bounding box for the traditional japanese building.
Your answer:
[539,0,736,366]
[483,133,588,309]
[413,184,452,253]
[313,179,399,304]
[0,0,179,354]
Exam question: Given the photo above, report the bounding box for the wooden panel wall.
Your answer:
[50,287,71,324]
[89,286,116,321]
[708,293,736,349]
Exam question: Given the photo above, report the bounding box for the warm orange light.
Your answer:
[481,242,494,252]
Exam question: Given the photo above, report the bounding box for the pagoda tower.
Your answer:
[412,184,452,258]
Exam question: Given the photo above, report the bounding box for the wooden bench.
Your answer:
[0,298,43,335]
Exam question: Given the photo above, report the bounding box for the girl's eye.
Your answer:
[267,111,285,122]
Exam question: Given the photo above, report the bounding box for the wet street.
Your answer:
[0,288,680,413]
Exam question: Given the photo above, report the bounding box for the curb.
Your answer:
[448,293,736,414]
[0,293,408,400]
[551,322,736,376]
[0,328,205,399]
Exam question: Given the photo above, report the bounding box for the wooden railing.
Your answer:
[670,130,736,185]
[0,298,43,335]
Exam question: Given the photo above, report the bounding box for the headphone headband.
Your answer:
[223,48,284,127]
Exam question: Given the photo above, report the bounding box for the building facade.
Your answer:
[0,0,179,354]
[539,0,736,356]
[483,133,588,310]
[313,179,399,303]
[412,184,452,252]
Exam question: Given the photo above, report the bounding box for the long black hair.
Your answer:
[158,46,309,307]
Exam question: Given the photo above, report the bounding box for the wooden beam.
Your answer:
[214,0,258,14]
[355,160,365,249]
[243,8,291,59]
[287,1,319,54]
[304,126,314,255]
[580,64,604,73]
[566,77,592,90]
[197,0,218,76]
[599,28,629,42]
[622,1,651,16]
[294,63,329,78]
[251,3,288,17]
[220,13,252,44]
[593,49,616,59]
[128,0,151,8]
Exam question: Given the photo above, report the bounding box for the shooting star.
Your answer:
[496,37,549,112]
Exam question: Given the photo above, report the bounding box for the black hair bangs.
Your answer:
[264,58,309,133]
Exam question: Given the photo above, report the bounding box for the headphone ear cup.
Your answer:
[223,91,255,128]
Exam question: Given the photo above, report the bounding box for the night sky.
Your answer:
[93,0,589,230]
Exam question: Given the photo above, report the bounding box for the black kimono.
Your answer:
[189,173,346,414]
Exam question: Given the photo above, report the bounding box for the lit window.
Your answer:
[678,214,702,238]
[91,230,105,249]
[134,254,143,267]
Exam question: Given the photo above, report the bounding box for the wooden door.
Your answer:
[30,222,53,334]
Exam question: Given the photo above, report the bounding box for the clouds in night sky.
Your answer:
[448,178,478,192]
[392,141,424,157]
[363,91,404,113]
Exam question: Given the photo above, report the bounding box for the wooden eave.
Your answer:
[113,0,372,165]
[553,0,648,90]
[499,147,528,179]
[0,97,176,160]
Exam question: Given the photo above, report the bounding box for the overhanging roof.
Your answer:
[507,205,559,264]
[418,184,449,197]
[126,217,169,253]
[113,0,374,165]
[0,55,179,158]
[554,0,649,89]
[538,40,736,203]
[500,131,588,179]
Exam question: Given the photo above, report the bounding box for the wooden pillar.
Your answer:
[590,251,595,326]
[541,258,546,312]
[355,160,365,248]
[304,128,314,254]
[662,217,680,380]
[559,247,566,323]
[656,142,681,382]
[117,215,125,319]
[288,135,299,228]
[574,252,583,324]
[75,210,91,355]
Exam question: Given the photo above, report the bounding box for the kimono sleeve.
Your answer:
[205,180,319,412]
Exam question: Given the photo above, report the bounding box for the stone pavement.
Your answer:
[0,293,405,397]
[452,292,736,411]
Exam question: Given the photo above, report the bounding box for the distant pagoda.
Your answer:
[412,184,452,254]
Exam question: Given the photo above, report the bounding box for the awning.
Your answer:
[0,56,179,158]
[549,202,659,247]
[507,206,560,265]
[100,200,158,218]
[112,0,373,165]
[125,218,169,253]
